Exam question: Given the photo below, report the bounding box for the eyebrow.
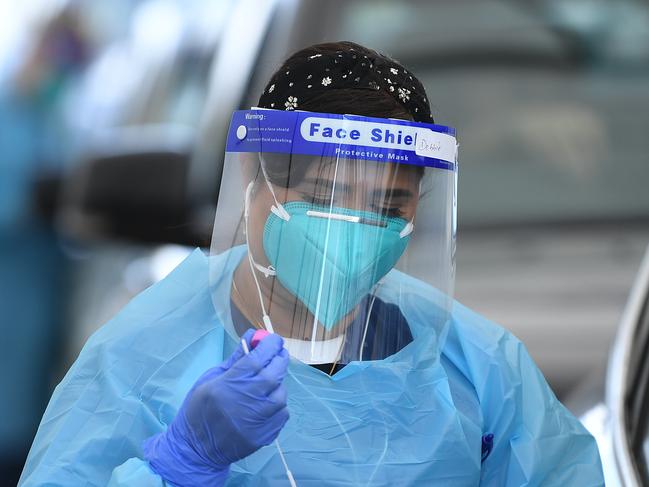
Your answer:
[300,178,414,200]
[372,188,414,200]
[301,177,353,195]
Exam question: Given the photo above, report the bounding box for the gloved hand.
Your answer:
[143,329,290,487]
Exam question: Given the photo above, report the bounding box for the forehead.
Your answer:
[301,156,422,183]
[260,152,424,193]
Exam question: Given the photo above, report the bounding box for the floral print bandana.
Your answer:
[258,41,433,123]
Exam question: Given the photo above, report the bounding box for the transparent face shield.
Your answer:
[210,109,457,366]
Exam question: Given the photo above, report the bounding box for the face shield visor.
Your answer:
[210,108,457,367]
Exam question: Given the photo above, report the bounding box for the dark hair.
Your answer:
[257,41,429,187]
[258,41,432,122]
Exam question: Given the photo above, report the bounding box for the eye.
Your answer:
[301,193,332,206]
[372,205,405,218]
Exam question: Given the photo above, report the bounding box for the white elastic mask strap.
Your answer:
[244,181,253,219]
[399,220,414,238]
[254,261,276,277]
[260,158,290,221]
[244,181,277,277]
[243,180,274,333]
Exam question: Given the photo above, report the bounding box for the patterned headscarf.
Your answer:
[258,42,433,123]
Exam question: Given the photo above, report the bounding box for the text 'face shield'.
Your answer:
[210,109,457,365]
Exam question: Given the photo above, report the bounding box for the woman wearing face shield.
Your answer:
[19,42,604,487]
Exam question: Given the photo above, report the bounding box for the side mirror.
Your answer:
[58,126,209,246]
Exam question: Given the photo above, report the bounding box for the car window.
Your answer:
[330,0,649,227]
[631,292,649,483]
[132,0,235,127]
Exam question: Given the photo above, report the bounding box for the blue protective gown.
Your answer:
[19,248,604,486]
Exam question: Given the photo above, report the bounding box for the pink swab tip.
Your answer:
[250,329,271,349]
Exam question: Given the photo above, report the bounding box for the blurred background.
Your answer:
[1,0,648,483]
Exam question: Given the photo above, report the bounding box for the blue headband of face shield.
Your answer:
[228,108,457,336]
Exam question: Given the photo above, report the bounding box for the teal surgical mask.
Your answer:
[262,201,413,329]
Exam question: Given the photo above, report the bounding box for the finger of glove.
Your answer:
[234,333,284,374]
[190,330,258,389]
[263,383,288,415]
[244,351,289,399]
[256,407,290,447]
[220,329,256,371]
[218,357,287,418]
[256,351,289,392]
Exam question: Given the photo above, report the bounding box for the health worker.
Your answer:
[19,41,604,486]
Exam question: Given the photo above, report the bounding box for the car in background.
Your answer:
[571,244,649,486]
[51,0,649,406]
[47,0,271,362]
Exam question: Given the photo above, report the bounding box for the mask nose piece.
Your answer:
[306,209,360,223]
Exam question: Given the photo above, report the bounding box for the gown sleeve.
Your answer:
[18,250,220,487]
[107,458,166,486]
[450,303,605,486]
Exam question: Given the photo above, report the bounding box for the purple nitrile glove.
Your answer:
[143,329,290,487]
